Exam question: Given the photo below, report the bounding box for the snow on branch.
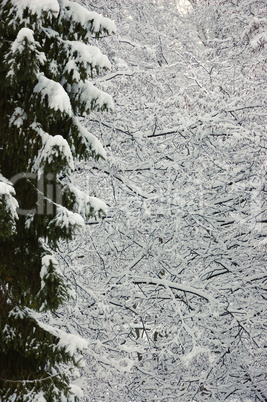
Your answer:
[38,321,88,356]
[34,73,72,115]
[66,41,111,71]
[73,117,106,160]
[72,80,114,114]
[6,28,46,82]
[58,0,116,36]
[40,255,60,290]
[0,183,18,218]
[8,0,60,19]
[0,175,19,231]
[31,125,74,176]
[37,252,74,311]
[8,306,87,356]
[131,276,217,303]
[11,28,36,53]
[9,107,27,129]
[96,354,135,374]
[48,205,85,233]
[65,184,107,219]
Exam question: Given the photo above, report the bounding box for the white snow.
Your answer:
[0,176,19,223]
[69,384,84,400]
[255,238,267,248]
[85,195,107,215]
[9,107,27,128]
[41,134,74,168]
[8,306,25,320]
[72,80,114,113]
[73,117,107,159]
[11,27,35,52]
[64,60,80,82]
[97,355,135,373]
[66,41,111,70]
[250,32,267,48]
[49,205,85,232]
[37,320,88,355]
[63,41,111,84]
[8,28,46,73]
[0,178,14,195]
[181,346,209,367]
[40,255,60,290]
[130,276,217,303]
[34,392,47,402]
[8,0,59,18]
[7,306,87,388]
[31,126,74,176]
[66,184,108,218]
[176,0,193,15]
[58,0,116,36]
[34,73,72,116]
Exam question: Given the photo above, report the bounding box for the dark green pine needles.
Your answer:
[0,0,115,399]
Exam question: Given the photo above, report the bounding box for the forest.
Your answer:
[0,0,266,400]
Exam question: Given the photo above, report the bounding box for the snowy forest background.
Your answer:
[52,0,266,400]
[0,0,265,400]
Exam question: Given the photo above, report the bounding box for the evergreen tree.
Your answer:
[0,0,115,399]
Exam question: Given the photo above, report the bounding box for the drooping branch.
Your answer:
[131,276,217,303]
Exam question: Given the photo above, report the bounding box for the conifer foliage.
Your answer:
[0,0,115,399]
